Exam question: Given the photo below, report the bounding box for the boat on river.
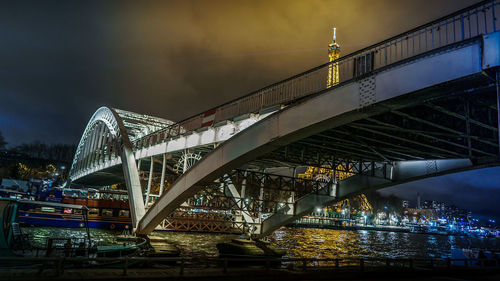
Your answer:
[17,187,133,230]
[217,238,285,266]
[0,197,147,267]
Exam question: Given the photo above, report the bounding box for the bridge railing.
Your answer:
[133,0,499,151]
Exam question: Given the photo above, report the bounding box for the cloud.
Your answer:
[0,0,479,145]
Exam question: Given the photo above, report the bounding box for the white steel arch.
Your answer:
[69,106,174,229]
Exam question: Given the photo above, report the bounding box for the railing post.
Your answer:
[56,258,63,276]
[223,258,228,274]
[491,0,496,32]
[460,14,465,40]
[123,258,128,276]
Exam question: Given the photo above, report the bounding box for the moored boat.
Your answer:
[17,187,133,230]
[217,238,285,266]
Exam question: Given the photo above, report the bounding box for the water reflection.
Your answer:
[21,226,499,259]
[268,227,499,259]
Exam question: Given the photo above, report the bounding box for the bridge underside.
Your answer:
[258,73,498,168]
[232,72,500,237]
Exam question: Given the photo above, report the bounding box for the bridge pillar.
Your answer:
[159,154,167,197]
[145,156,154,206]
[496,70,500,158]
[224,176,261,236]
[121,146,146,230]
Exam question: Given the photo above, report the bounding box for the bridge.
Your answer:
[68,1,500,238]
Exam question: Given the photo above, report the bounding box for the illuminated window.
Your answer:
[41,207,55,213]
[118,210,130,218]
[102,209,113,217]
[89,208,99,216]
[64,208,73,214]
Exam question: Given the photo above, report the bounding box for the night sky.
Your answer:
[1,0,497,219]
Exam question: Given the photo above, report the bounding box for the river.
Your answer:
[21,226,499,259]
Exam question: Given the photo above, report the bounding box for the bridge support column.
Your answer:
[145,156,154,206]
[496,70,500,158]
[224,176,260,236]
[121,146,146,231]
[159,154,167,196]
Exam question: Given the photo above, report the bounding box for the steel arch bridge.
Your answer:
[69,1,500,237]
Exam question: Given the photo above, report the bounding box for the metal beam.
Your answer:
[159,154,167,197]
[347,123,466,158]
[497,70,500,158]
[145,156,154,206]
[121,146,146,230]
[364,117,496,157]
[327,130,429,159]
[425,103,498,132]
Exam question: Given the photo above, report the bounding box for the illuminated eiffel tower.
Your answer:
[327,28,340,88]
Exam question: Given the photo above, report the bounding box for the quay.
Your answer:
[288,222,411,233]
[288,217,411,233]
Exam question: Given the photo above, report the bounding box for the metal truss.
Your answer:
[157,207,245,233]
[262,85,499,168]
[145,168,338,235]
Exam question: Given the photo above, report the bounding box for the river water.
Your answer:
[21,226,499,259]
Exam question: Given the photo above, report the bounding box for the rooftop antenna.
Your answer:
[333,27,336,43]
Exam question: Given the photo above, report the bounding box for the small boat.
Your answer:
[451,248,500,266]
[409,225,428,234]
[216,238,285,266]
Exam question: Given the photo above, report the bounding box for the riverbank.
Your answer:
[288,222,411,233]
[287,222,472,237]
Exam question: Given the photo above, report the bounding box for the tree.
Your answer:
[0,130,6,150]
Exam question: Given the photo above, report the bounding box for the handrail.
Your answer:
[131,0,499,152]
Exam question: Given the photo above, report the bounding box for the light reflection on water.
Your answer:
[21,227,119,248]
[21,226,499,259]
[267,227,499,259]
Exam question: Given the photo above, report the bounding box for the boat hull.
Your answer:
[18,210,132,230]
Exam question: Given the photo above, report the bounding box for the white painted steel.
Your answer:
[138,41,484,234]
